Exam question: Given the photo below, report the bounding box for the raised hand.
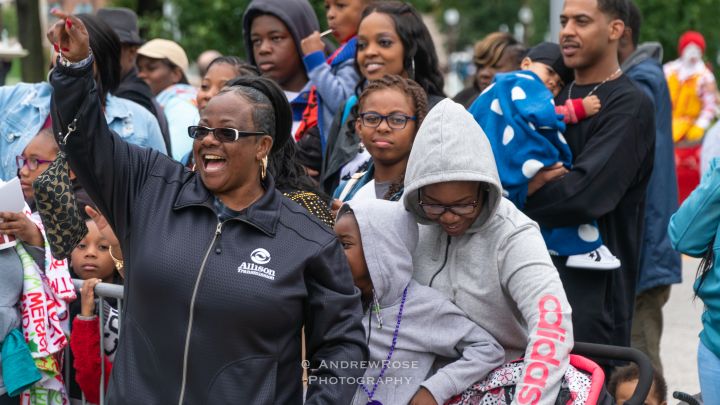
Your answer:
[46,9,90,63]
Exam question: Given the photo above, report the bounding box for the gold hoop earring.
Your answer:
[261,156,268,180]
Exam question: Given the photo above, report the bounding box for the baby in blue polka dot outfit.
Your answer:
[469,42,620,270]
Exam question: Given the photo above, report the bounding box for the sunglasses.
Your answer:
[188,125,265,143]
[16,155,54,171]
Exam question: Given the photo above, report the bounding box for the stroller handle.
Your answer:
[572,342,653,405]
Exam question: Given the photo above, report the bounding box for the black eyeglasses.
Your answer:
[16,155,53,171]
[418,189,484,217]
[188,126,265,143]
[358,112,416,129]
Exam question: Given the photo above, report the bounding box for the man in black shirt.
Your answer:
[524,0,655,350]
[97,7,172,156]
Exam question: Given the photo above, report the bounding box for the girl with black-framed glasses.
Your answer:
[331,75,428,207]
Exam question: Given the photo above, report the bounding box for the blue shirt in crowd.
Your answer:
[0,82,166,181]
[155,83,199,161]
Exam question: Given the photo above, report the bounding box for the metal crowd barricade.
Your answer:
[68,279,124,405]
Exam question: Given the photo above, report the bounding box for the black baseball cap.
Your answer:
[526,42,574,86]
[97,7,143,46]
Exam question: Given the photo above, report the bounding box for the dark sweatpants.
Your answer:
[552,256,636,363]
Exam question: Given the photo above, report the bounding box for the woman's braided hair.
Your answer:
[355,75,428,200]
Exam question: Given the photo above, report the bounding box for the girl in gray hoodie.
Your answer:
[402,99,573,405]
[335,199,504,405]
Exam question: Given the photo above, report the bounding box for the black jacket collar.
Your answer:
[172,172,281,237]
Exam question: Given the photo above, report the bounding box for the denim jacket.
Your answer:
[0,83,52,181]
[105,93,166,156]
[0,82,166,181]
[156,84,199,161]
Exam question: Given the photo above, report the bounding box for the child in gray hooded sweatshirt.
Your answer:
[335,199,504,405]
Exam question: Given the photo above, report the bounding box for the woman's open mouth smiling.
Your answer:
[202,154,227,173]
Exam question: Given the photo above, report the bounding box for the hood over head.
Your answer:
[242,0,320,69]
[403,98,503,230]
[347,199,417,307]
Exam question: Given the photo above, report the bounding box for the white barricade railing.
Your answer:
[68,279,124,405]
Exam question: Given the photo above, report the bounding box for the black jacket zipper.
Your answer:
[178,221,223,404]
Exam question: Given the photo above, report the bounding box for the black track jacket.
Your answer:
[50,61,367,405]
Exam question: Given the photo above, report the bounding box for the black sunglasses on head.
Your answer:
[188,125,265,143]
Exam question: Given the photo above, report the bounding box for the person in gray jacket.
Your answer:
[335,199,504,405]
[403,98,573,405]
[0,249,23,403]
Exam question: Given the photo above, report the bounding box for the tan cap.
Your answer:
[137,39,189,73]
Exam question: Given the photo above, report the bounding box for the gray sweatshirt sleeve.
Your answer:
[498,224,573,405]
[420,300,505,404]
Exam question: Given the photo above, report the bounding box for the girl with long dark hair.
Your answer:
[321,1,445,196]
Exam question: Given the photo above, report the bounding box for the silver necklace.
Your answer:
[567,67,622,99]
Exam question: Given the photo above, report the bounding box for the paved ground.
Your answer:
[661,256,703,400]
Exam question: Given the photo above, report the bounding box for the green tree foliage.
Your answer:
[423,0,549,51]
[634,0,719,70]
[110,0,719,74]
[111,0,329,61]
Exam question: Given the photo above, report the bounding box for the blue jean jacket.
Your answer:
[156,84,199,161]
[0,82,166,181]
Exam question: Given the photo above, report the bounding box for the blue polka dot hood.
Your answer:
[469,71,572,209]
[403,98,503,231]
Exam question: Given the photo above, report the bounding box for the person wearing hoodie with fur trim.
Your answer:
[335,199,504,405]
[403,98,573,405]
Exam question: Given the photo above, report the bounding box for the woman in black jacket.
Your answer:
[47,11,367,405]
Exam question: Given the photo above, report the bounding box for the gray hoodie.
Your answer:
[0,248,23,395]
[242,0,320,69]
[403,99,573,405]
[348,199,504,405]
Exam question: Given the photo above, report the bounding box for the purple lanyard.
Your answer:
[360,286,408,404]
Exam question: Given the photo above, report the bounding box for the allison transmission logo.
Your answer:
[250,248,271,265]
[239,248,275,280]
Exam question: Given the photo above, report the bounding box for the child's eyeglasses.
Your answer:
[359,112,416,129]
[16,156,54,171]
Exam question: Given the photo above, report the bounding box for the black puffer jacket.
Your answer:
[50,62,367,404]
